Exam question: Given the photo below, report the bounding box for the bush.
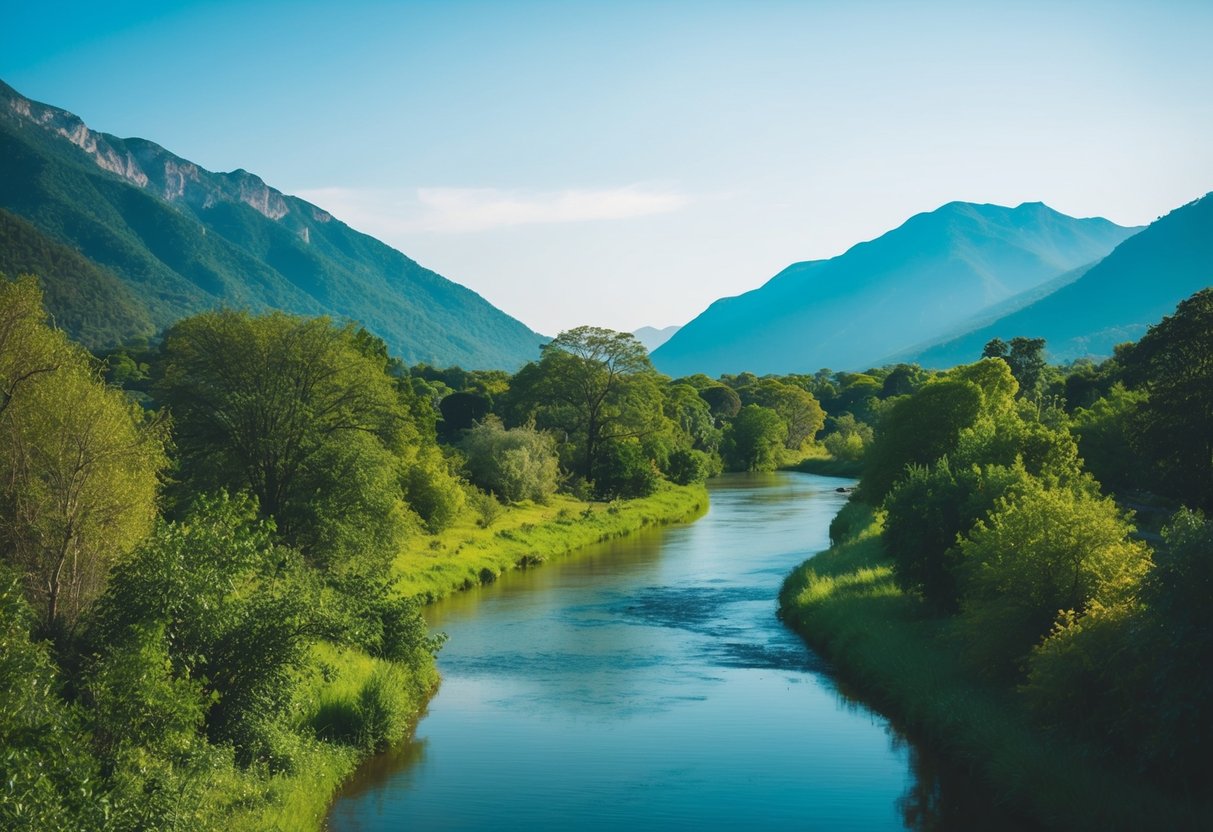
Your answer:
[665,448,711,485]
[403,453,466,533]
[470,488,505,528]
[460,416,560,504]
[956,478,1150,676]
[592,441,659,499]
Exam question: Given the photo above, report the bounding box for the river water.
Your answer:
[327,472,1027,831]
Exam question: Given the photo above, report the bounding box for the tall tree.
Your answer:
[1120,289,1213,510]
[155,311,420,564]
[0,279,166,634]
[1007,336,1047,399]
[523,327,664,478]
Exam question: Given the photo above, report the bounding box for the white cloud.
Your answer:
[292,184,690,235]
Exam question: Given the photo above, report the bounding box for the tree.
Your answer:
[522,327,665,480]
[459,416,560,503]
[982,338,1009,359]
[438,391,491,439]
[751,380,826,450]
[1120,288,1213,510]
[698,384,742,421]
[956,478,1149,675]
[1007,336,1047,399]
[155,310,418,564]
[822,413,874,462]
[722,405,786,471]
[861,378,984,501]
[0,280,166,634]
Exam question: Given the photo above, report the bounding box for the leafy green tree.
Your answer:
[460,415,560,503]
[822,413,874,462]
[723,404,786,471]
[592,440,659,499]
[518,327,665,480]
[86,493,329,768]
[981,337,1009,359]
[751,380,826,450]
[956,478,1149,675]
[884,460,1032,612]
[861,377,985,501]
[1069,384,1150,493]
[155,310,419,565]
[698,384,741,422]
[1120,288,1213,509]
[0,566,105,831]
[663,383,720,452]
[1007,336,1047,400]
[0,280,166,634]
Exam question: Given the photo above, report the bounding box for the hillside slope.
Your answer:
[0,80,545,368]
[652,202,1139,376]
[910,193,1213,367]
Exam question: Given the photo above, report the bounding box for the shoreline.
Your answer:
[265,483,710,832]
[778,500,1213,832]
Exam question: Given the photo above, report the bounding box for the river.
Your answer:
[327,472,1028,831]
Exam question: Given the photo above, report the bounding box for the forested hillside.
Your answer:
[0,80,546,369]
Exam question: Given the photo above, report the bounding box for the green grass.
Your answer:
[779,501,1212,832]
[393,482,709,602]
[782,444,865,478]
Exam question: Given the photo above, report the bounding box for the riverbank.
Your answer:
[228,483,708,832]
[781,446,864,478]
[778,500,1212,832]
[392,481,709,602]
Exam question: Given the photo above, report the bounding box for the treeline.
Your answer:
[843,288,1213,800]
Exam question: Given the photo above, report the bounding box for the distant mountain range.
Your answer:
[651,202,1142,376]
[904,193,1213,367]
[632,325,681,352]
[0,80,545,368]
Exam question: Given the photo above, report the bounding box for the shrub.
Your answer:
[460,416,560,504]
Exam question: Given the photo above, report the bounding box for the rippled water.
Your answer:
[327,473,1029,831]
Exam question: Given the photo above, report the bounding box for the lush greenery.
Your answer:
[0,286,715,831]
[781,288,1213,829]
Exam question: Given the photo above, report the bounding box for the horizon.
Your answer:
[4,1,1211,335]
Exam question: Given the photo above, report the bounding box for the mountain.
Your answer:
[0,80,545,369]
[908,193,1213,368]
[632,325,681,352]
[650,202,1141,377]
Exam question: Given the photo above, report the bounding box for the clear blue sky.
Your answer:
[4,1,1211,335]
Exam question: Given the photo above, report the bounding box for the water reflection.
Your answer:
[327,473,1032,831]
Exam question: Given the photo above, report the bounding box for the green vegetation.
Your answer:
[781,288,1213,829]
[392,484,707,603]
[780,504,1208,831]
[0,288,711,831]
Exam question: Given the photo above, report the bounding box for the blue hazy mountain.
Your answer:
[651,202,1140,376]
[0,80,545,369]
[909,193,1213,367]
[632,325,681,352]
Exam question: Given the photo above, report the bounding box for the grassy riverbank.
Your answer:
[781,445,864,478]
[226,483,707,831]
[778,500,1211,832]
[392,482,709,602]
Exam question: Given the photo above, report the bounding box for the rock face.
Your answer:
[0,79,547,369]
[651,202,1141,376]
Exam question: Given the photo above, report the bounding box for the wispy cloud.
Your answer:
[293,184,690,235]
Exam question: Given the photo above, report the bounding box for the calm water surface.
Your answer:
[327,473,1027,831]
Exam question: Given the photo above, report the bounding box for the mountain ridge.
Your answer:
[651,201,1140,376]
[906,192,1213,367]
[0,79,546,369]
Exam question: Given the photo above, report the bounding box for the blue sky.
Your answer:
[4,1,1211,335]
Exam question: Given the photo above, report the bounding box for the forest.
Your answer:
[3,271,1211,830]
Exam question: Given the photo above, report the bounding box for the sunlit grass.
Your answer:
[393,483,708,602]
